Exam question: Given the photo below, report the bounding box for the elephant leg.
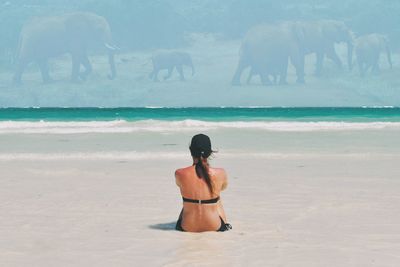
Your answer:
[38,59,52,83]
[153,69,160,82]
[231,59,248,86]
[296,55,305,84]
[80,55,92,81]
[279,73,288,85]
[260,76,272,86]
[372,64,380,75]
[325,45,343,69]
[290,50,305,84]
[278,71,287,85]
[260,71,272,86]
[164,67,174,80]
[279,75,288,85]
[278,58,289,85]
[149,70,155,79]
[13,59,28,85]
[315,51,324,76]
[71,54,81,82]
[176,65,185,81]
[358,61,365,77]
[246,74,252,84]
[271,74,278,85]
[246,68,255,84]
[366,64,374,75]
[371,56,380,75]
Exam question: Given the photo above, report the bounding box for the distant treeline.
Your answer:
[1,0,400,67]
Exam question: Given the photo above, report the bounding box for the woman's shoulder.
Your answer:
[175,166,193,177]
[210,167,227,179]
[210,167,228,191]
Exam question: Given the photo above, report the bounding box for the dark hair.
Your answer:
[189,134,214,194]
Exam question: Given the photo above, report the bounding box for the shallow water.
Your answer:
[1,107,400,122]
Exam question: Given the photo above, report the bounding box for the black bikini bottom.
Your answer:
[175,209,232,232]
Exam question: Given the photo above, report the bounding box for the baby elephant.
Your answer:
[355,34,393,76]
[246,66,281,85]
[149,51,195,82]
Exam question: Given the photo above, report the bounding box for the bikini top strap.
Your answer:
[182,196,220,204]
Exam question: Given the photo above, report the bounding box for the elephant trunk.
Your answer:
[106,45,116,80]
[103,23,118,80]
[385,45,393,69]
[191,62,195,76]
[185,56,195,76]
[347,40,353,71]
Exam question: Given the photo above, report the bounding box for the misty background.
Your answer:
[0,0,399,107]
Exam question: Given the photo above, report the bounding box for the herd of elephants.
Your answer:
[11,12,394,86]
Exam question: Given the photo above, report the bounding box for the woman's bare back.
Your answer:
[175,165,228,232]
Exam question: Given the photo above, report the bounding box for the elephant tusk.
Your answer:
[104,43,117,51]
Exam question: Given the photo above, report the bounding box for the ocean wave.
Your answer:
[0,151,394,161]
[0,120,400,134]
[361,106,396,109]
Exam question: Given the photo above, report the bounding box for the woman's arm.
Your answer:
[220,169,228,191]
[218,169,228,222]
[175,169,181,187]
[217,200,227,222]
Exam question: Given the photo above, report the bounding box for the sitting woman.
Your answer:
[175,134,232,232]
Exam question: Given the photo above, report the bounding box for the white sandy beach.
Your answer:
[1,128,400,266]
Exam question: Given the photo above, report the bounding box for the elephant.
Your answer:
[355,34,393,76]
[246,67,279,85]
[296,20,354,75]
[231,22,305,86]
[149,51,194,82]
[231,20,353,86]
[13,12,117,84]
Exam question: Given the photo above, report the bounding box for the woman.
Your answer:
[175,134,232,232]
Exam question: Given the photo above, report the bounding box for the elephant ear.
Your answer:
[322,20,348,42]
[289,22,308,54]
[380,35,391,52]
[64,13,92,44]
[321,21,339,41]
[348,31,356,44]
[291,22,305,44]
[382,35,390,45]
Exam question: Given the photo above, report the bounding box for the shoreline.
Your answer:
[1,107,400,122]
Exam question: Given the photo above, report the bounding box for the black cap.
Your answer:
[190,134,212,158]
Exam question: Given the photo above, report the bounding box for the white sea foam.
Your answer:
[0,151,393,161]
[0,120,399,134]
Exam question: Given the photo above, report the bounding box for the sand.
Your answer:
[1,129,400,266]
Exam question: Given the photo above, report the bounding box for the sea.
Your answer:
[1,107,400,134]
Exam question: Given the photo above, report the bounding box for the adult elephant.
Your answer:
[13,12,117,84]
[149,50,195,82]
[297,20,354,75]
[231,22,305,86]
[233,20,353,85]
[355,34,393,76]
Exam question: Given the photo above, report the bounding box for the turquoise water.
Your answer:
[1,107,400,122]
